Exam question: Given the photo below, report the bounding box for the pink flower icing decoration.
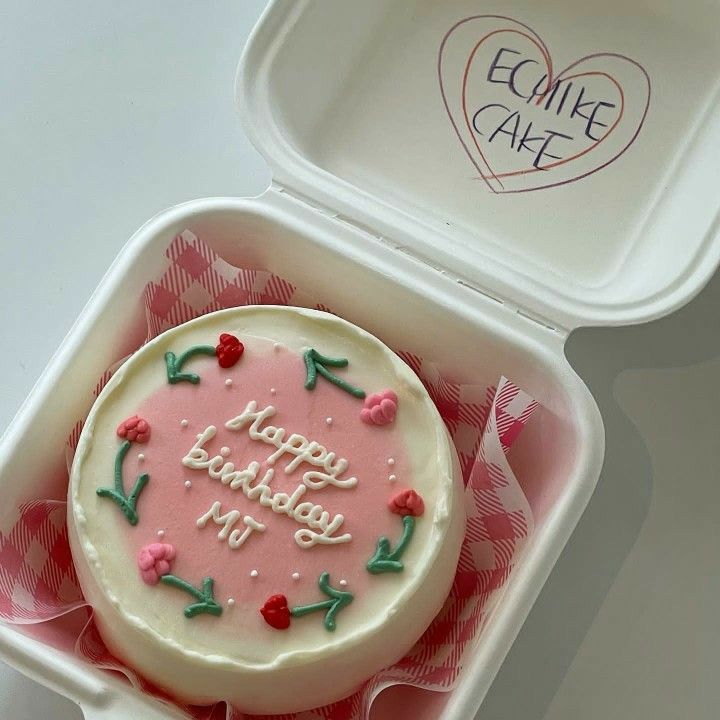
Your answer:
[116,415,151,444]
[138,543,176,585]
[388,489,425,517]
[360,389,398,426]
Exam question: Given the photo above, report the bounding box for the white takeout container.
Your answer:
[2,1,719,718]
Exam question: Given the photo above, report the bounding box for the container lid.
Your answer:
[237,0,720,333]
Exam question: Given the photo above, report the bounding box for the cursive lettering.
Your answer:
[183,425,352,549]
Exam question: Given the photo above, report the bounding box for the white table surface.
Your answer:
[1,3,719,719]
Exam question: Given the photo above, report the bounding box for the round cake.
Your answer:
[68,306,464,713]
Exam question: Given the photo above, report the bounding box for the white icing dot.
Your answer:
[220,446,230,457]
[326,417,333,426]
[180,419,189,428]
[196,433,203,440]
[250,569,259,578]
[292,572,300,581]
[225,378,233,387]
[137,453,145,462]
[270,387,277,395]
[227,598,235,607]
[157,530,165,538]
[184,480,192,489]
[339,579,348,587]
[387,458,396,466]
[273,343,281,352]
[389,474,397,482]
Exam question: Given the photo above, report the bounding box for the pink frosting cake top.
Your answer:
[112,334,420,637]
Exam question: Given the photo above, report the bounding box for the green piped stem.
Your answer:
[290,599,335,617]
[160,574,222,618]
[367,515,416,574]
[114,440,130,493]
[96,440,149,526]
[290,571,353,631]
[303,349,366,399]
[165,345,216,385]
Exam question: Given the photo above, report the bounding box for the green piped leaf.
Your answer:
[96,475,148,526]
[367,515,416,575]
[165,345,216,385]
[160,574,222,618]
[289,571,353,632]
[96,440,149,526]
[303,348,366,399]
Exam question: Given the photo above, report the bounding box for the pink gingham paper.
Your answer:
[0,231,538,720]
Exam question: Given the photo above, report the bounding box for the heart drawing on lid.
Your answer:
[438,15,651,193]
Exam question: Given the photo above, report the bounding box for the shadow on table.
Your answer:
[476,267,720,720]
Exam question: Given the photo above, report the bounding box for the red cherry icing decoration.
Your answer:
[216,333,244,369]
[260,594,291,630]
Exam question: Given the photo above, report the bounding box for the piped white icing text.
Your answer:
[183,412,354,549]
[225,401,358,490]
[196,500,266,549]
